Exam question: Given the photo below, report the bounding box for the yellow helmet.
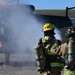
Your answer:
[43,23,54,32]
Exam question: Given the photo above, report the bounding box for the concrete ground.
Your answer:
[0,54,38,75]
[0,66,37,75]
[0,54,64,75]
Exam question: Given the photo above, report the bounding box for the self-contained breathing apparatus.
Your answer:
[64,27,75,75]
[65,27,75,68]
[35,36,65,73]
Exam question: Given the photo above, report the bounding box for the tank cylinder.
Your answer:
[34,45,46,70]
[68,38,75,64]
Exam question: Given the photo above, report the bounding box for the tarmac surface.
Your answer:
[0,54,64,75]
[0,66,37,75]
[0,54,38,75]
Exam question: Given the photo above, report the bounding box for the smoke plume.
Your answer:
[0,0,61,64]
[0,1,43,62]
[54,28,62,40]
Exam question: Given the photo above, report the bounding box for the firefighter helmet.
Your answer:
[43,23,55,32]
[66,27,75,38]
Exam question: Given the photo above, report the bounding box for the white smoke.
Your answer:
[8,7,43,51]
[0,0,6,5]
[54,28,62,40]
[0,1,43,62]
[0,0,62,63]
[0,0,9,7]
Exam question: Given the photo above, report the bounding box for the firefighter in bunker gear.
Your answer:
[34,23,65,75]
[63,27,75,75]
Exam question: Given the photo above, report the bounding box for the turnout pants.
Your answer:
[38,67,63,75]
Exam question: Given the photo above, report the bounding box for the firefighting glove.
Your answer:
[65,65,70,69]
[65,64,75,70]
[37,63,51,73]
[57,55,65,64]
[37,68,45,73]
[37,67,50,73]
[44,65,51,72]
